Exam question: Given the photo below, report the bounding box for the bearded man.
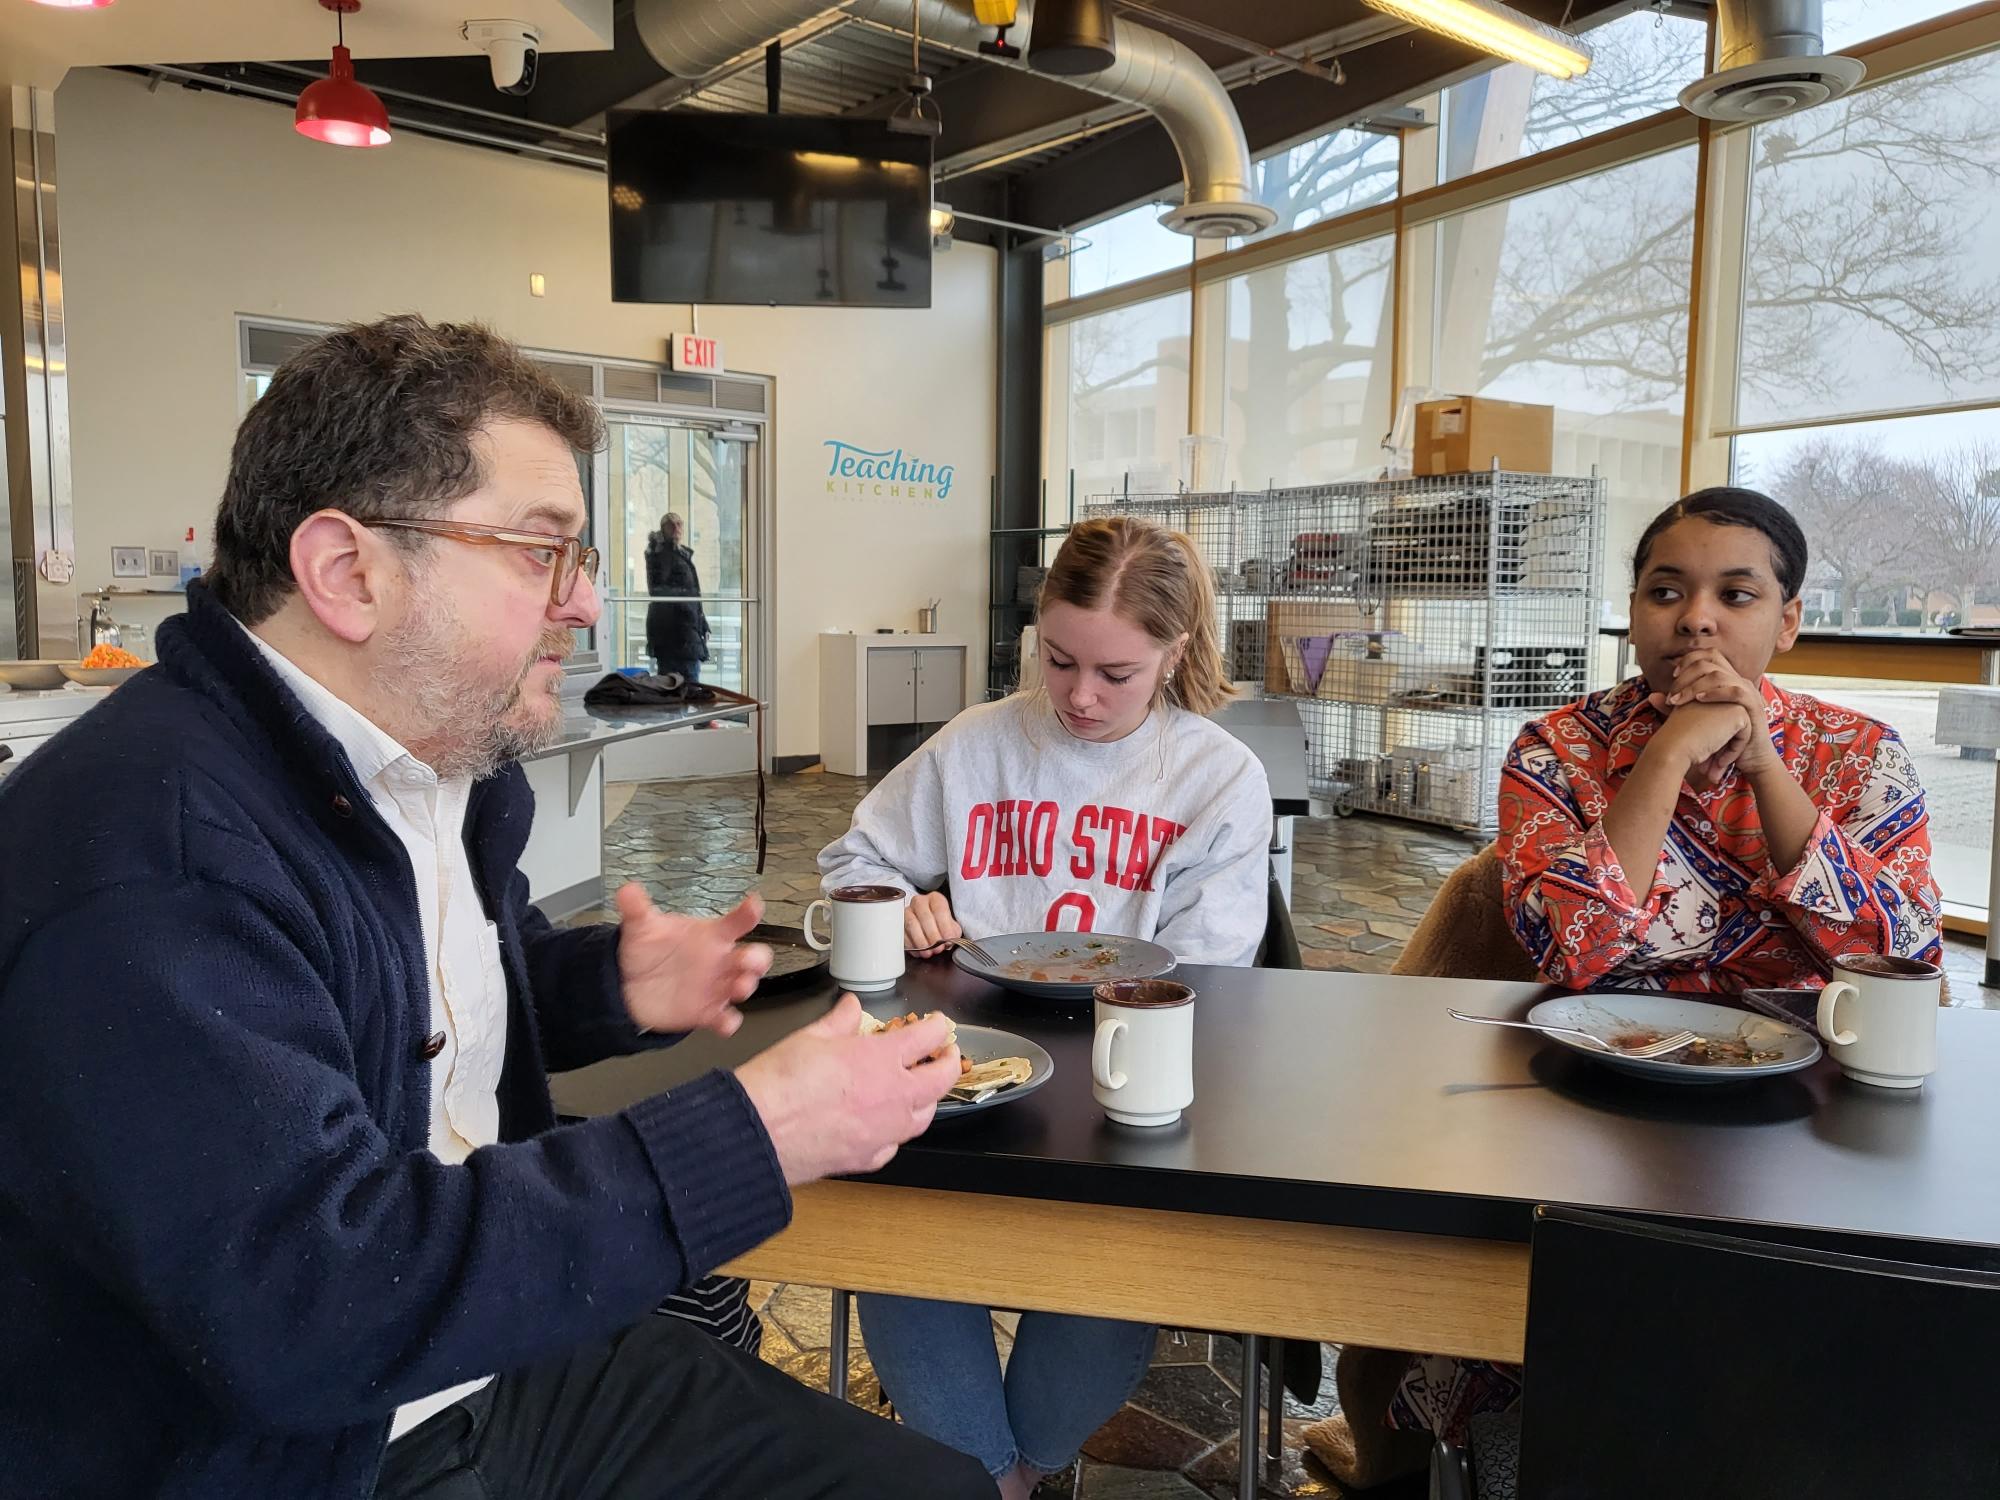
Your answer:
[0,316,987,1500]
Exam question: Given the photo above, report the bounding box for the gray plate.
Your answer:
[856,1004,1054,1119]
[934,1023,1055,1119]
[952,931,1177,1000]
[1527,993,1823,1085]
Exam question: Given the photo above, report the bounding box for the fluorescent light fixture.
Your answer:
[1360,0,1592,80]
[794,150,864,171]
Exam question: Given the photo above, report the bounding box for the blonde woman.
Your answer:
[818,516,1272,1498]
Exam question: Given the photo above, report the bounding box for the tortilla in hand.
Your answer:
[859,1010,964,1072]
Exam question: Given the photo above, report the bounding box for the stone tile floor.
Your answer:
[589,768,1998,1498]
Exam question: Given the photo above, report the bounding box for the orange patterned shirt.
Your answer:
[1498,676,1942,994]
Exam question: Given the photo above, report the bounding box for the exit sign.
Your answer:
[668,333,724,374]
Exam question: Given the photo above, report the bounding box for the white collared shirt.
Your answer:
[238,625,503,1439]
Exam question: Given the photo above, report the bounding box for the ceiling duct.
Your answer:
[632,0,1277,239]
[1679,0,1864,123]
[1026,0,1116,75]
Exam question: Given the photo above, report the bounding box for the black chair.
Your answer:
[1255,865,1304,971]
[1457,1205,2000,1499]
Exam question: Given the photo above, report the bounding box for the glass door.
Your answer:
[603,417,759,697]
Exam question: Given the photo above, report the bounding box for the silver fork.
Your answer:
[946,1082,1005,1105]
[951,936,1000,967]
[1446,1010,1701,1059]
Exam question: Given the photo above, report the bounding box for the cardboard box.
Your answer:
[1414,396,1554,477]
[1264,600,1371,695]
[1315,655,1422,706]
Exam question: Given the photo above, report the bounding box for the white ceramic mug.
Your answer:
[1092,979,1195,1128]
[803,885,906,993]
[1817,953,1943,1089]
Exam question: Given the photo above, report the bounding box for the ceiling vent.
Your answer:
[1680,0,1864,123]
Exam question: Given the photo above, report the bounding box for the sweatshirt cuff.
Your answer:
[623,1069,793,1277]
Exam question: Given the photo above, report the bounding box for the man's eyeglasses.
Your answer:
[355,517,600,608]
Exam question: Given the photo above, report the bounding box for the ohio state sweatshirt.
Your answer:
[818,693,1273,965]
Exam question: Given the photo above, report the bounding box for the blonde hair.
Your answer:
[1038,516,1234,716]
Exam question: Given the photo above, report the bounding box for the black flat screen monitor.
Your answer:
[607,112,933,309]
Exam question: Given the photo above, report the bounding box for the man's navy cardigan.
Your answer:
[0,583,791,1499]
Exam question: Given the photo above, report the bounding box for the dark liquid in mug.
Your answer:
[830,885,904,903]
[1839,954,1941,981]
[1095,979,1195,1010]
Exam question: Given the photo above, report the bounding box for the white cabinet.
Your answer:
[820,634,969,777]
[914,647,965,725]
[867,650,916,726]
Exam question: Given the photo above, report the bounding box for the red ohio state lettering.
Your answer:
[1046,892,1097,932]
[1070,806,1099,879]
[1144,820,1185,891]
[991,802,1016,876]
[1099,806,1135,879]
[1028,801,1059,877]
[1118,814,1154,890]
[960,804,995,880]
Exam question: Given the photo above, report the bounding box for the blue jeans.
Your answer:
[857,1294,1156,1479]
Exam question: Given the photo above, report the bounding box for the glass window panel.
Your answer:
[1063,291,1191,498]
[1218,234,1394,487]
[605,419,754,685]
[1733,410,2000,634]
[1439,11,1706,181]
[1430,146,1697,597]
[1734,410,1998,917]
[1061,201,1192,299]
[1736,46,2000,430]
[1822,0,1977,50]
[1228,126,1399,248]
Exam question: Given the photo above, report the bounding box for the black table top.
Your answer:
[550,963,2000,1261]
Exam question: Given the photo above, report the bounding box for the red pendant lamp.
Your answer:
[296,0,391,149]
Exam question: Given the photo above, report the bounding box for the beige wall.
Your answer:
[55,66,994,758]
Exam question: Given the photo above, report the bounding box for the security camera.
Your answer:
[462,19,540,95]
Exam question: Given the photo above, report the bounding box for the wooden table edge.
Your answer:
[721,1179,1530,1364]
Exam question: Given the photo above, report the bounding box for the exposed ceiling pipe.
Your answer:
[850,0,1274,236]
[1679,0,1865,122]
[633,0,847,78]
[631,0,1277,238]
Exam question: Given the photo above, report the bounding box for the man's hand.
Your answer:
[616,884,771,1038]
[735,994,961,1185]
[905,891,963,957]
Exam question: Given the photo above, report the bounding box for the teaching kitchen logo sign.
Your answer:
[823,439,955,501]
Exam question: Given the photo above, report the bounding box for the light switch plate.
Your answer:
[148,549,178,577]
[111,547,146,578]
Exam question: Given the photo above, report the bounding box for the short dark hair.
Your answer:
[1631,486,1809,602]
[207,314,604,624]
